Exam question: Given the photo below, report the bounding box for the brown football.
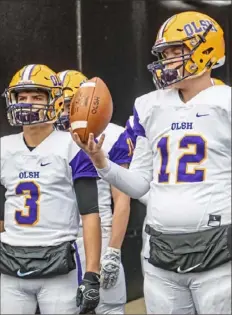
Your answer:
[70,77,113,142]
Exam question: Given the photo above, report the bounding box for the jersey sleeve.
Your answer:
[96,135,153,199]
[133,104,146,138]
[68,137,98,181]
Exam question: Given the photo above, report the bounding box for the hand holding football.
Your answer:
[70,77,113,142]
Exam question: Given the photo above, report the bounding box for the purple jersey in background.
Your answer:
[109,116,137,165]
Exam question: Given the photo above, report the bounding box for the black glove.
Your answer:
[76,271,100,314]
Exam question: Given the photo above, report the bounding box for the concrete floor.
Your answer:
[125,298,146,314]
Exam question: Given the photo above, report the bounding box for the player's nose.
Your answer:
[165,60,181,70]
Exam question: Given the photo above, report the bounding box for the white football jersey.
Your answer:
[0,130,98,246]
[132,85,231,234]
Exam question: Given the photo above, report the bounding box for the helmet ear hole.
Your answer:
[203,47,214,55]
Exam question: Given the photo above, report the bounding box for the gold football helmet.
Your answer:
[148,11,225,89]
[212,78,225,85]
[56,70,88,130]
[4,64,64,126]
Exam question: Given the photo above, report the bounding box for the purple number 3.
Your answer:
[157,135,207,183]
[15,181,40,225]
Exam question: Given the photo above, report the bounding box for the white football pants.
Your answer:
[143,259,231,314]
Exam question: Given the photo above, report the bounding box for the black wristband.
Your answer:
[83,272,100,283]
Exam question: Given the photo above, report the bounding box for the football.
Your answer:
[70,77,113,142]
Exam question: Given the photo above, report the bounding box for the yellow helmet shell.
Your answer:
[57,70,88,102]
[212,78,225,85]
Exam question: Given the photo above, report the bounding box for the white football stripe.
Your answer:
[59,70,69,84]
[158,15,175,40]
[80,82,96,88]
[71,121,88,129]
[22,64,35,80]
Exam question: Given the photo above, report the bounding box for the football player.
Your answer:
[0,64,101,314]
[127,71,226,275]
[72,11,231,314]
[57,70,132,314]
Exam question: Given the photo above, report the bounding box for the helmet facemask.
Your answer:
[148,43,193,89]
[55,97,71,131]
[5,86,63,126]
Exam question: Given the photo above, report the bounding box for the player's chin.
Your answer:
[169,80,186,90]
[23,122,49,129]
[164,82,179,90]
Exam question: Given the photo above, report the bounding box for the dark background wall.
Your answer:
[0,0,231,301]
[0,0,77,136]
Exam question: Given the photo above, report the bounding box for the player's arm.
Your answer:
[100,123,135,289]
[100,170,130,290]
[74,178,101,273]
[109,168,130,249]
[107,123,136,249]
[72,105,153,198]
[69,142,101,313]
[0,184,6,232]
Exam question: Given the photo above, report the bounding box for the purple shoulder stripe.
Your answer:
[69,150,98,180]
[109,126,136,165]
[133,107,146,137]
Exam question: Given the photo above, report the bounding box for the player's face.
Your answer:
[162,46,186,69]
[56,100,70,131]
[16,91,50,126]
[161,45,191,89]
[17,91,48,105]
[62,101,70,116]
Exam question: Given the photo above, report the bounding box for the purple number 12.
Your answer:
[157,135,206,183]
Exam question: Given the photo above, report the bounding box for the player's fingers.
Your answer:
[76,288,83,307]
[73,133,84,149]
[97,134,105,149]
[88,133,95,151]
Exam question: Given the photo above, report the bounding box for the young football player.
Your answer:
[127,77,226,276]
[0,64,101,314]
[57,70,132,314]
[72,11,231,315]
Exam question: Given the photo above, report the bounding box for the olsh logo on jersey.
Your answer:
[19,171,40,179]
[171,122,193,131]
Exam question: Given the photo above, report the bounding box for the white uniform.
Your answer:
[0,130,98,314]
[76,123,131,314]
[97,85,231,314]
